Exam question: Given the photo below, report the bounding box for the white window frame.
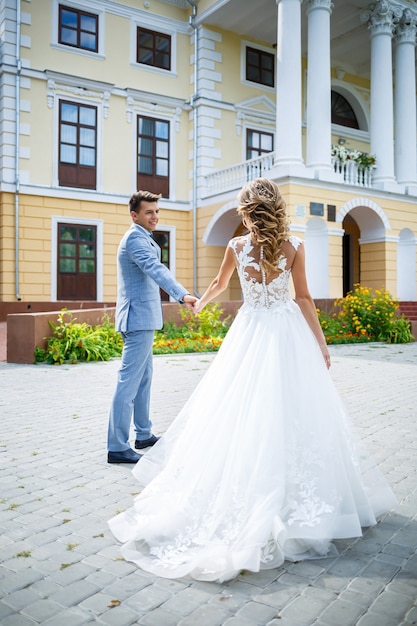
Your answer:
[132,112,176,200]
[241,40,276,93]
[51,0,105,59]
[244,125,275,161]
[130,20,177,77]
[52,94,103,192]
[51,215,104,302]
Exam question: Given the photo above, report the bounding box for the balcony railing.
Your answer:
[204,152,275,196]
[331,157,375,187]
[203,153,374,197]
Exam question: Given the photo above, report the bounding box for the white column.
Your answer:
[361,1,402,190]
[275,0,304,170]
[394,9,417,193]
[305,0,333,175]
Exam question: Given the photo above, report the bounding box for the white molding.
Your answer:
[50,215,104,302]
[359,236,399,244]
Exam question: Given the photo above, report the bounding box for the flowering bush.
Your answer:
[153,302,230,354]
[318,285,414,344]
[331,145,376,170]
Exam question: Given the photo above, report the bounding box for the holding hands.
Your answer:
[181,294,203,314]
[182,294,198,309]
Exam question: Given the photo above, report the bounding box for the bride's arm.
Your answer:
[291,244,331,369]
[193,246,236,314]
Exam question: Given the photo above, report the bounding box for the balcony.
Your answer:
[204,153,275,197]
[203,152,375,197]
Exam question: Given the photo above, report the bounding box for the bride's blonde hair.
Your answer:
[237,177,290,275]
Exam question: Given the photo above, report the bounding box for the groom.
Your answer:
[107,190,197,464]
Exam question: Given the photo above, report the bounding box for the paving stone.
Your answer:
[235,600,279,623]
[2,588,42,611]
[41,606,94,625]
[21,598,62,622]
[254,582,300,610]
[97,606,139,626]
[0,603,16,621]
[124,585,173,612]
[279,591,332,623]
[318,598,366,625]
[176,604,232,626]
[368,589,416,621]
[138,607,183,625]
[1,615,38,626]
[49,580,101,608]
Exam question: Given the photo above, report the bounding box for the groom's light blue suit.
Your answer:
[107,223,189,452]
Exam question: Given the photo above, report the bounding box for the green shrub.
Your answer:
[34,309,123,365]
[318,285,414,344]
[34,303,232,364]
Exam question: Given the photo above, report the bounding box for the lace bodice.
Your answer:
[229,234,302,310]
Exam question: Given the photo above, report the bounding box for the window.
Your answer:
[331,91,359,129]
[57,223,97,300]
[137,116,170,197]
[137,27,171,70]
[153,230,170,301]
[246,130,274,160]
[246,47,274,88]
[58,5,98,52]
[59,100,97,189]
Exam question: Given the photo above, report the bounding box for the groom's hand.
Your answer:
[182,294,198,310]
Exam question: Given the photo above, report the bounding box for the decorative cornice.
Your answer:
[45,71,114,118]
[126,91,189,130]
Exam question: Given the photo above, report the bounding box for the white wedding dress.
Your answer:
[108,235,397,582]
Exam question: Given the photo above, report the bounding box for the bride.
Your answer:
[108,177,397,582]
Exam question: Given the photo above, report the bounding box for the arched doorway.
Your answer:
[337,199,391,294]
[342,214,360,295]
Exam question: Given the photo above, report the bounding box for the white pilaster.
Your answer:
[394,9,417,194]
[274,0,304,172]
[305,0,334,178]
[361,1,402,191]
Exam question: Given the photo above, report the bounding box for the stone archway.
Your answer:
[337,198,393,293]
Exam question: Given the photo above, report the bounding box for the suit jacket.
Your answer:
[115,223,189,332]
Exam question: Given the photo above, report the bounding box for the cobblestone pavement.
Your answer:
[0,342,417,626]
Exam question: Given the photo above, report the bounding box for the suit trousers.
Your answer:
[107,330,154,452]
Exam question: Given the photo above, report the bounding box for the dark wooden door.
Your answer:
[57,223,97,300]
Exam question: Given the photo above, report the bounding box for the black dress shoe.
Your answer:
[107,449,142,464]
[135,434,160,449]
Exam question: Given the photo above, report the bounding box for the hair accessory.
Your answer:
[254,182,274,201]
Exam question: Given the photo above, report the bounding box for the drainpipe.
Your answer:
[186,0,200,297]
[15,0,22,301]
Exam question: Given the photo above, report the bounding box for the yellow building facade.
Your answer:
[1,0,416,312]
